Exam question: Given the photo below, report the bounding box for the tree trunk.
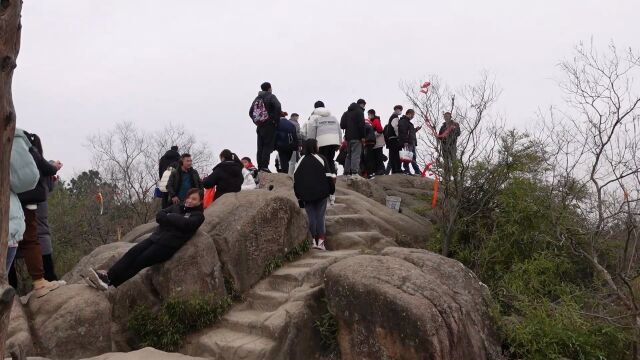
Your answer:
[0,0,22,355]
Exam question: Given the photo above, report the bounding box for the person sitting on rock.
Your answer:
[294,139,336,250]
[203,149,244,200]
[85,188,205,290]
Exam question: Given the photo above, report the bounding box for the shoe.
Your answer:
[317,239,326,251]
[329,195,336,206]
[33,279,63,298]
[85,268,110,291]
[311,238,319,249]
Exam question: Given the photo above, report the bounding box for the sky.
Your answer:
[13,0,640,178]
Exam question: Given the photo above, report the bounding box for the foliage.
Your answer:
[263,239,311,277]
[128,295,232,352]
[314,297,339,355]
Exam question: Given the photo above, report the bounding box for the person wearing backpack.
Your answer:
[368,110,386,175]
[340,99,366,177]
[363,110,378,178]
[384,105,403,174]
[303,101,342,176]
[249,82,282,172]
[275,114,299,174]
[158,146,180,208]
[294,139,336,250]
[398,109,422,175]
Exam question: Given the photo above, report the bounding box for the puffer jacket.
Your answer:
[370,116,385,149]
[9,128,39,247]
[203,160,244,200]
[303,108,342,148]
[340,103,365,141]
[152,204,205,248]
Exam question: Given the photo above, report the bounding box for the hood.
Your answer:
[348,103,360,112]
[14,128,29,142]
[312,107,331,117]
[258,91,271,98]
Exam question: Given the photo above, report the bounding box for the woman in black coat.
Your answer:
[294,139,336,250]
[203,149,244,200]
[85,188,205,290]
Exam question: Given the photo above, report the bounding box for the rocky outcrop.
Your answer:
[200,187,308,294]
[80,347,208,360]
[63,242,135,284]
[6,297,35,356]
[325,247,502,360]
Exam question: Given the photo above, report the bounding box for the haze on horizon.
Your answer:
[13,0,640,178]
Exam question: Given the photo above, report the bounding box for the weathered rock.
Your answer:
[325,248,503,360]
[63,242,135,284]
[28,284,112,360]
[120,223,157,244]
[201,188,308,293]
[80,347,208,360]
[5,297,34,357]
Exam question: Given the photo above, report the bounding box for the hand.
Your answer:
[416,126,422,131]
[171,197,179,205]
[54,161,63,170]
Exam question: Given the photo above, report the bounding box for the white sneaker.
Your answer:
[329,195,336,206]
[317,239,326,251]
[85,268,109,291]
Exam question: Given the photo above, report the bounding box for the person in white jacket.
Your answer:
[241,168,257,190]
[302,101,342,176]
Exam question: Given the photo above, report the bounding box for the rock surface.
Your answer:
[63,242,135,284]
[81,347,208,360]
[325,247,502,360]
[6,297,35,357]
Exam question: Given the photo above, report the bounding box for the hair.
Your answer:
[241,157,252,163]
[170,145,178,151]
[314,100,325,108]
[303,138,319,155]
[27,133,43,156]
[406,109,415,115]
[219,149,233,161]
[260,82,271,91]
[357,99,366,105]
[394,105,403,111]
[444,111,452,116]
[291,113,299,118]
[181,153,192,159]
[368,109,376,115]
[186,188,203,200]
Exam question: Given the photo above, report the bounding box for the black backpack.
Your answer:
[383,122,397,143]
[364,122,376,144]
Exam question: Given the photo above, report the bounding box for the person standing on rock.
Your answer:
[241,157,259,183]
[203,149,244,200]
[250,82,282,172]
[438,111,461,179]
[287,113,304,175]
[85,188,205,290]
[398,109,422,175]
[340,99,366,177]
[167,153,202,205]
[303,101,342,175]
[385,105,403,175]
[274,113,299,174]
[158,145,180,208]
[294,139,336,250]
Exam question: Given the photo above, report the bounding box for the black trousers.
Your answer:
[277,149,293,173]
[107,237,178,287]
[256,125,276,170]
[373,147,385,175]
[364,144,376,176]
[319,145,338,174]
[388,141,402,174]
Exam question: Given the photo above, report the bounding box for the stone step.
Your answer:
[327,231,396,251]
[186,328,276,360]
[325,214,378,234]
[222,309,286,339]
[245,289,290,312]
[326,203,355,216]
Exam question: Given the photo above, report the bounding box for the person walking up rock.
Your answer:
[250,82,282,172]
[340,99,366,177]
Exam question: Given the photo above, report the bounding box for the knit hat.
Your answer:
[314,101,325,108]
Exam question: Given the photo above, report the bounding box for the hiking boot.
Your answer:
[317,239,326,251]
[33,279,63,298]
[85,268,110,291]
[329,195,336,206]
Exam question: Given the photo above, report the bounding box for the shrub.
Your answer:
[128,295,232,352]
[263,239,311,277]
[314,298,339,355]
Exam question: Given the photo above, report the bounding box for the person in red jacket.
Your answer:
[364,109,385,178]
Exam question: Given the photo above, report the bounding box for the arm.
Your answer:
[194,171,203,190]
[398,119,409,144]
[340,112,347,130]
[31,148,58,176]
[156,205,174,224]
[164,212,205,233]
[372,119,383,133]
[202,169,219,189]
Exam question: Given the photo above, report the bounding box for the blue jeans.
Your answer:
[6,246,17,273]
[305,198,328,238]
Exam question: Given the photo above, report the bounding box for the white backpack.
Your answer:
[158,167,174,193]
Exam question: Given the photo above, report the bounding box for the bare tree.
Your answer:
[403,73,502,256]
[87,121,214,224]
[541,41,640,358]
[0,0,21,355]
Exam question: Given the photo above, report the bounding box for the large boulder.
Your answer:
[63,242,135,284]
[5,297,35,357]
[325,248,502,360]
[80,347,208,360]
[201,187,308,293]
[27,284,112,360]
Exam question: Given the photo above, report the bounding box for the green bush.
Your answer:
[128,295,232,352]
[314,298,339,355]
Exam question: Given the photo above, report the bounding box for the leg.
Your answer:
[107,238,177,287]
[350,141,362,175]
[6,247,17,274]
[315,198,328,237]
[410,145,421,174]
[278,150,292,173]
[305,203,318,239]
[256,132,265,170]
[42,254,58,281]
[260,126,276,170]
[18,208,44,281]
[8,260,17,289]
[374,148,385,175]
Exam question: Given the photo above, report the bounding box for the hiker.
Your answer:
[37,169,59,281]
[85,188,205,290]
[241,157,259,184]
[7,128,39,273]
[249,82,282,172]
[17,132,65,297]
[340,99,366,177]
[167,153,202,205]
[158,145,181,208]
[275,113,299,174]
[303,101,342,175]
[398,109,422,175]
[364,109,385,178]
[294,139,336,250]
[287,113,304,175]
[384,105,403,174]
[203,150,244,200]
[438,111,461,177]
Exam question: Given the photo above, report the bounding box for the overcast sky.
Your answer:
[13,0,639,178]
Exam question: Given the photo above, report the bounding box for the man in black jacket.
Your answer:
[250,82,282,172]
[398,109,422,175]
[167,153,202,205]
[85,188,205,290]
[203,150,244,200]
[158,145,180,179]
[340,99,366,176]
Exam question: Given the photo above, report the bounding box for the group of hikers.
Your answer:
[7,81,460,295]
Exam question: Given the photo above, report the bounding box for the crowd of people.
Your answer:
[7,81,460,294]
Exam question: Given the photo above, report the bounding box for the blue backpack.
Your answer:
[275,119,298,151]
